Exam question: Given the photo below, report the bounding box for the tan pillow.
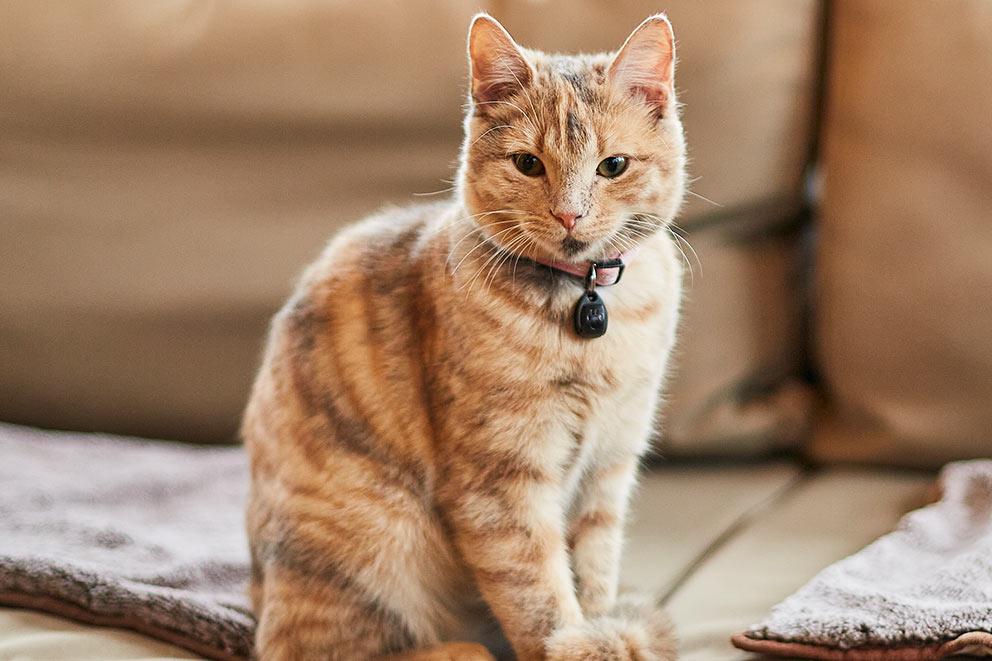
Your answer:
[812,0,992,467]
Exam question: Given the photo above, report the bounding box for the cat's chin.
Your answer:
[560,236,589,257]
[559,240,634,264]
[517,236,620,265]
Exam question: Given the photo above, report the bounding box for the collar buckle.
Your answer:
[590,258,626,286]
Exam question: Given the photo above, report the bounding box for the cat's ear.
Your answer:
[467,14,532,104]
[608,14,676,113]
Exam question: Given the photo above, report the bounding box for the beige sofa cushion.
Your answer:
[663,220,812,457]
[0,1,820,447]
[812,0,992,467]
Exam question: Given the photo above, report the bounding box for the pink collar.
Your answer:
[533,248,638,286]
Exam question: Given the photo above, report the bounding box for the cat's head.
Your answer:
[457,14,686,263]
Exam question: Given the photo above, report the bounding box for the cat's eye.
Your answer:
[512,153,545,177]
[597,156,629,178]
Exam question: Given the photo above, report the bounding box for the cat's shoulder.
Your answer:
[325,200,454,256]
[292,200,455,296]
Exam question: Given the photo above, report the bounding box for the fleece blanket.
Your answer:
[0,423,253,661]
[733,460,992,660]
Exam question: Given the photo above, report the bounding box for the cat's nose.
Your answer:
[552,209,584,232]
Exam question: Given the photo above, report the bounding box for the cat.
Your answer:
[243,12,686,661]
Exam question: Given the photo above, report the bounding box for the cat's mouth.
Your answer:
[507,220,631,263]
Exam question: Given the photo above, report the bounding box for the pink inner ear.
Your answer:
[628,80,670,108]
[631,86,668,106]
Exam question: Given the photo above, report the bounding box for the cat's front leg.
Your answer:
[554,458,680,661]
[568,455,639,617]
[439,451,583,661]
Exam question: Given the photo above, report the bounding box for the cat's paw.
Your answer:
[545,595,677,660]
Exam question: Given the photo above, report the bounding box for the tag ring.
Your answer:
[585,263,598,291]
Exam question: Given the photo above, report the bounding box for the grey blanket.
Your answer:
[0,423,253,660]
[734,460,992,660]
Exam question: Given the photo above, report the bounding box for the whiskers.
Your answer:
[439,205,548,297]
[446,209,703,299]
[445,211,528,275]
[668,224,701,285]
[467,224,539,295]
[413,178,456,198]
[454,221,543,297]
[619,213,702,285]
[685,190,722,208]
[684,176,723,208]
[413,187,455,197]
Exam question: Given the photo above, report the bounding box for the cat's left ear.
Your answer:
[609,14,676,114]
[467,14,532,104]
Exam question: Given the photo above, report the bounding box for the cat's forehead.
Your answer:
[516,54,641,158]
[531,53,611,106]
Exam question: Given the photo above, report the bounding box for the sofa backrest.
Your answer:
[0,1,820,447]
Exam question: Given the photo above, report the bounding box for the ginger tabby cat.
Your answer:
[244,13,686,661]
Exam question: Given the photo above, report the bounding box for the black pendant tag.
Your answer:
[574,290,608,338]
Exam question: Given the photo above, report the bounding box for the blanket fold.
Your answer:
[733,460,992,660]
[0,423,253,661]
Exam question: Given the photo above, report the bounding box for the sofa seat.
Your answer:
[0,462,932,660]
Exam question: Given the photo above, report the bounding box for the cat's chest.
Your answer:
[548,321,671,480]
[550,351,657,462]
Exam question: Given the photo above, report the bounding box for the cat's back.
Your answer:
[242,201,451,469]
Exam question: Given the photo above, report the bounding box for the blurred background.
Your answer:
[1,0,989,469]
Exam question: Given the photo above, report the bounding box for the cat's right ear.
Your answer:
[467,14,532,105]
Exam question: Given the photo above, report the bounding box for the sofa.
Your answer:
[1,1,989,659]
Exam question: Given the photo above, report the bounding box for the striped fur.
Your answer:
[244,13,685,661]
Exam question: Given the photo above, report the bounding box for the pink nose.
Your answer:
[553,210,583,231]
